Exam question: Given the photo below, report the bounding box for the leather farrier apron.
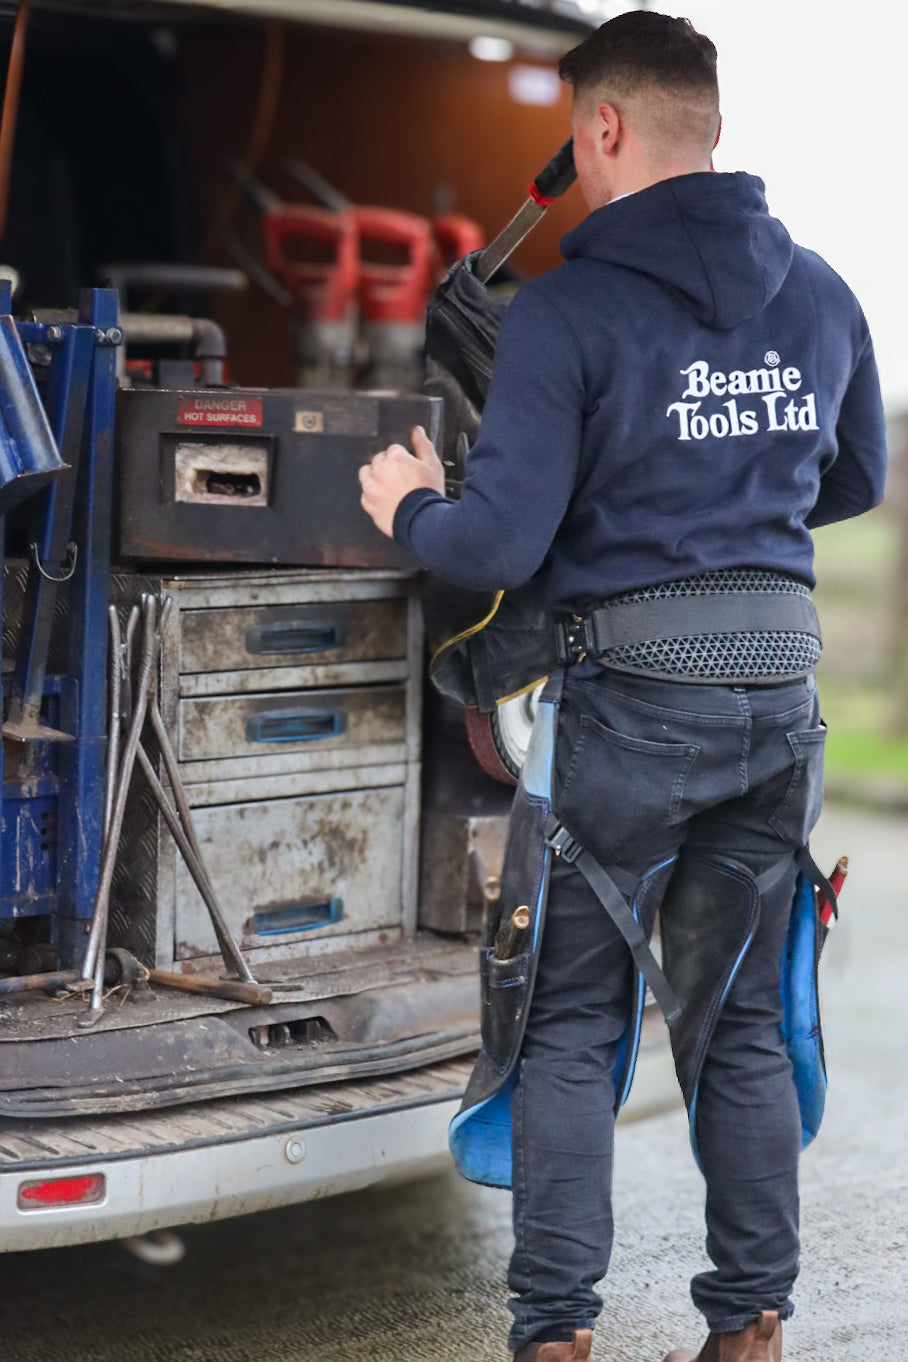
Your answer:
[449,668,836,1189]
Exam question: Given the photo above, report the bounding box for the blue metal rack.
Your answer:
[0,286,119,968]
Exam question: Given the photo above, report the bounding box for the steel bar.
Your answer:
[0,970,88,996]
[103,605,124,836]
[81,595,157,1012]
[140,596,254,982]
[472,200,546,286]
[134,744,254,983]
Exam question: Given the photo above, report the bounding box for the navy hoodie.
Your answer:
[393,172,887,607]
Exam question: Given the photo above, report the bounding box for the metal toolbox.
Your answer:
[116,387,442,568]
[106,568,423,971]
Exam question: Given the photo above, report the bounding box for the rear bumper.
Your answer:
[0,1058,471,1252]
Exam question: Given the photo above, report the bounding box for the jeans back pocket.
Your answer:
[557,712,698,865]
[769,725,827,848]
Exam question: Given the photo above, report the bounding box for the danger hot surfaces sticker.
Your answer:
[177,395,264,428]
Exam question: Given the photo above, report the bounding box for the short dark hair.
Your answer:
[559,11,717,100]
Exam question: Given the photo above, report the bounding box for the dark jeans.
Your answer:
[507,667,826,1351]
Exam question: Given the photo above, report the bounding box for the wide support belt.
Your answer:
[555,590,821,666]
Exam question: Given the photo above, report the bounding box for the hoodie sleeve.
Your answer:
[392,283,584,591]
[806,331,888,529]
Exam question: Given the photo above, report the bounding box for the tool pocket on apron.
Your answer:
[480,778,553,1075]
[480,946,533,1073]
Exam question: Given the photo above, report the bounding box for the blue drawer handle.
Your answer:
[245,708,348,744]
[254,898,344,935]
[246,621,345,656]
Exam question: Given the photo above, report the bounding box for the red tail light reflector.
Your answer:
[18,1173,106,1210]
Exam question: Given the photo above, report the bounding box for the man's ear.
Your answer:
[596,101,621,155]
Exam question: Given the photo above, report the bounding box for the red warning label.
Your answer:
[177,395,264,428]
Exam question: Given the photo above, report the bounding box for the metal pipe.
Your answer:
[127,593,254,983]
[192,318,229,387]
[101,264,247,295]
[0,970,86,996]
[118,313,228,386]
[135,744,254,984]
[81,595,158,1013]
[145,700,255,982]
[103,606,123,837]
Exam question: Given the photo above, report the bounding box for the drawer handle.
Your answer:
[254,898,344,935]
[244,708,348,744]
[246,621,346,656]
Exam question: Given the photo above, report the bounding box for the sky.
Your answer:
[602,1,908,415]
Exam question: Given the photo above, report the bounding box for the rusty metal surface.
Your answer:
[116,387,440,568]
[418,811,509,935]
[177,683,407,762]
[0,965,479,1117]
[0,936,477,1043]
[173,784,407,959]
[100,568,421,972]
[179,598,408,674]
[156,568,415,607]
[179,759,410,809]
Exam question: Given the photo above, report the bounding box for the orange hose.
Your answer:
[0,0,29,244]
[202,19,285,254]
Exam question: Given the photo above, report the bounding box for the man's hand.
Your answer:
[359,425,446,539]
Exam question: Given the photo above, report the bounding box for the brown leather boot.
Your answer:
[513,1329,593,1361]
[663,1310,781,1362]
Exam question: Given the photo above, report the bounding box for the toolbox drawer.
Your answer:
[173,784,405,958]
[178,685,407,763]
[179,599,408,675]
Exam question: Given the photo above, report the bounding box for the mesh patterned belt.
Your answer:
[554,569,822,683]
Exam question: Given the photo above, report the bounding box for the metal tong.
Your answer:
[81,594,256,1018]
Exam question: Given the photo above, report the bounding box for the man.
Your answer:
[360,12,886,1362]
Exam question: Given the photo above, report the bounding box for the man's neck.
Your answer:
[605,159,711,205]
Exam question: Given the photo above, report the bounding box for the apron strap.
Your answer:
[544,814,682,1024]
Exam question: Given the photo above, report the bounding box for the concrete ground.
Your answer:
[0,802,904,1361]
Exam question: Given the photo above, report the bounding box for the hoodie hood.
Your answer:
[561,171,793,331]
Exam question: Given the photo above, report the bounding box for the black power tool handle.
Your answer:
[531,138,577,203]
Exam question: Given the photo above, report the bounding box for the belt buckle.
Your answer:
[554,613,587,666]
[545,822,582,864]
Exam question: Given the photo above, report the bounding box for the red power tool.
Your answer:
[432,214,486,273]
[352,205,434,391]
[260,202,358,387]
